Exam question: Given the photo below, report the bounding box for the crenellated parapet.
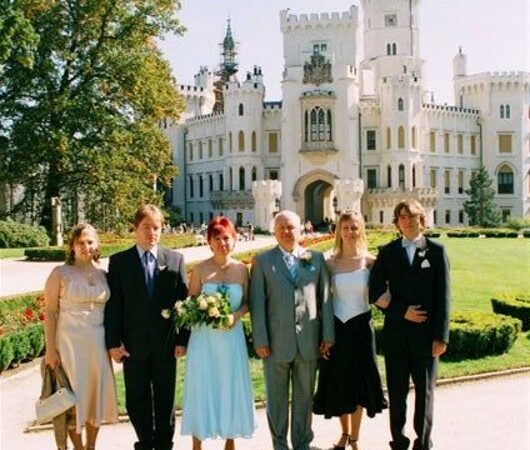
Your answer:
[422,103,480,117]
[186,111,225,125]
[280,6,358,32]
[455,71,530,96]
[366,187,438,208]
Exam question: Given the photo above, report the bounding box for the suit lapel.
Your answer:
[126,246,150,298]
[153,247,167,295]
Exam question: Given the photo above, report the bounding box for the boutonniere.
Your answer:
[418,248,429,259]
[299,251,313,268]
[158,265,168,272]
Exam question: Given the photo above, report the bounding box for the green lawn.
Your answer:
[113,237,530,414]
[0,248,25,259]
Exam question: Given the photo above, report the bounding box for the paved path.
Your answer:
[1,364,528,450]
[0,236,277,297]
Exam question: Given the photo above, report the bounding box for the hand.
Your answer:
[255,345,271,359]
[109,345,130,363]
[44,348,61,369]
[224,314,236,330]
[375,291,391,309]
[319,341,333,360]
[404,305,427,323]
[174,345,186,358]
[432,339,447,357]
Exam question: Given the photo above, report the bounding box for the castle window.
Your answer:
[506,105,511,118]
[444,133,450,153]
[229,167,233,190]
[471,135,476,155]
[229,132,233,153]
[385,14,398,27]
[500,105,505,119]
[238,131,245,152]
[386,127,391,149]
[188,142,193,161]
[445,210,451,224]
[209,174,213,191]
[239,103,244,116]
[498,165,514,194]
[366,130,376,150]
[433,210,437,225]
[398,98,404,111]
[398,126,405,149]
[444,169,450,194]
[412,165,416,188]
[189,176,194,198]
[429,169,437,188]
[457,134,464,154]
[251,131,257,152]
[219,137,223,156]
[429,131,436,152]
[459,210,464,224]
[199,176,204,197]
[499,134,512,153]
[304,111,309,142]
[268,169,278,180]
[458,170,464,194]
[268,132,278,153]
[208,139,212,158]
[502,209,511,222]
[411,126,417,149]
[199,141,203,159]
[398,164,405,188]
[386,43,392,56]
[367,168,377,189]
[387,165,392,188]
[392,43,397,55]
[308,106,332,142]
[239,167,245,191]
[252,166,257,182]
[219,173,224,191]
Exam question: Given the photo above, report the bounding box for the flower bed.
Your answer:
[372,310,522,361]
[491,295,530,331]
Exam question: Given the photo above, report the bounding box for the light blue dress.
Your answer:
[181,282,256,440]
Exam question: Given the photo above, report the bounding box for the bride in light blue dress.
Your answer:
[181,217,256,450]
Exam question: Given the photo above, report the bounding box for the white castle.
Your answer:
[165,1,529,230]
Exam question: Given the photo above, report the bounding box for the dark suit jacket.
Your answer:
[369,237,450,356]
[104,245,189,360]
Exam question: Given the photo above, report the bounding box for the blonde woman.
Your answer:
[44,223,118,450]
[313,211,387,450]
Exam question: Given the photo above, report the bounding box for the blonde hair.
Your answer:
[133,204,165,228]
[66,223,100,265]
[333,210,368,258]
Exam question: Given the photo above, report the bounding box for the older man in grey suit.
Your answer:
[249,210,335,450]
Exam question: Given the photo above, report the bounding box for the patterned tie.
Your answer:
[284,253,298,281]
[143,251,155,297]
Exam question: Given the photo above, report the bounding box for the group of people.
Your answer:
[43,198,450,450]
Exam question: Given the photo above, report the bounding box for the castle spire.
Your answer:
[213,19,239,113]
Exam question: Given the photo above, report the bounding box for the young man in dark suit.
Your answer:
[369,199,450,450]
[105,205,189,450]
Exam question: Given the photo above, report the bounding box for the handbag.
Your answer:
[35,386,77,424]
[36,361,77,424]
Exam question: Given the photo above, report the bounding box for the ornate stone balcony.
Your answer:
[210,190,255,209]
[299,141,338,164]
[365,187,438,208]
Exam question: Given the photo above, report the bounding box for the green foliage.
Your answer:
[463,166,502,227]
[0,324,44,372]
[0,0,186,231]
[373,311,521,360]
[506,216,530,231]
[24,247,67,261]
[0,219,50,248]
[491,295,530,331]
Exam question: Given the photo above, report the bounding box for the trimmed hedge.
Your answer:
[446,231,479,238]
[0,220,50,248]
[491,295,530,331]
[372,310,522,360]
[0,323,44,372]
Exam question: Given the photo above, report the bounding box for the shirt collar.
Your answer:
[279,245,302,258]
[401,234,426,250]
[136,244,159,261]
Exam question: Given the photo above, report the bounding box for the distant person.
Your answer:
[44,223,118,450]
[181,216,255,449]
[249,210,334,450]
[313,211,387,450]
[247,221,255,241]
[105,205,189,450]
[369,199,450,450]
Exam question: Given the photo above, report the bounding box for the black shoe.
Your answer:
[334,434,350,450]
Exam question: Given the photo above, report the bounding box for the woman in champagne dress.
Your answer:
[181,217,255,450]
[44,223,118,450]
[313,211,388,450]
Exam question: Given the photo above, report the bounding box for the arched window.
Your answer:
[392,43,397,55]
[219,173,224,191]
[387,165,392,187]
[398,126,405,148]
[238,103,244,116]
[412,165,416,188]
[307,106,332,142]
[500,105,505,119]
[252,166,257,182]
[198,141,203,159]
[386,43,391,55]
[498,165,514,194]
[506,105,511,119]
[199,176,203,197]
[251,131,257,152]
[209,174,213,191]
[386,127,391,149]
[411,126,417,149]
[208,139,212,158]
[228,132,233,153]
[218,137,223,156]
[398,98,404,111]
[399,164,405,188]
[238,131,245,152]
[189,176,194,198]
[239,167,245,191]
[229,167,233,190]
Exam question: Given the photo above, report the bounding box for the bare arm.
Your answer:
[44,267,62,368]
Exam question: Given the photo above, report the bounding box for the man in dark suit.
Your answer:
[249,210,334,450]
[369,199,450,450]
[105,205,189,450]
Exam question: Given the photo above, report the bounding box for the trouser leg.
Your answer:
[263,359,290,450]
[290,356,317,450]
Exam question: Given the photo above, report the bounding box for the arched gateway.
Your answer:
[292,170,337,225]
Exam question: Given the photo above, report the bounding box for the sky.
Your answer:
[159,0,529,104]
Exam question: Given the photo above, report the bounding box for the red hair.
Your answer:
[207,216,237,242]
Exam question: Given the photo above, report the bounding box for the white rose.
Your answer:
[208,306,220,318]
[198,298,208,310]
[161,309,171,319]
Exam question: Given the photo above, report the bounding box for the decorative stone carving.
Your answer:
[252,180,282,231]
[303,52,333,86]
[334,179,364,213]
[210,190,254,210]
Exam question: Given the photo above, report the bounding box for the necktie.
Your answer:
[143,251,155,296]
[284,253,298,281]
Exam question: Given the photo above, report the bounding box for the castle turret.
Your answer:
[213,19,239,113]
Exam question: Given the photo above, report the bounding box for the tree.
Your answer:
[0,0,185,231]
[463,166,502,227]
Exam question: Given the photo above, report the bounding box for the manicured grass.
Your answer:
[0,248,25,259]
[113,237,529,414]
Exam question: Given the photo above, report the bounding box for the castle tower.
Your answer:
[452,47,467,106]
[213,19,239,113]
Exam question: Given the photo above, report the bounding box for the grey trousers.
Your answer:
[263,354,317,450]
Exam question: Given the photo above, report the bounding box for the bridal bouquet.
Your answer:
[161,284,232,331]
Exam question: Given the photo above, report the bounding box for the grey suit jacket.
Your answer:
[249,246,334,362]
